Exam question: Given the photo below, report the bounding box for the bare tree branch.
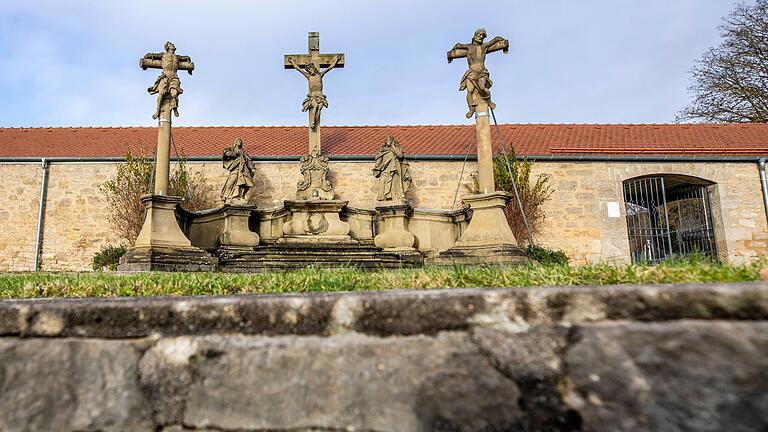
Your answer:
[678,0,768,123]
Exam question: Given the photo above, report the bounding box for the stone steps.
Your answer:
[216,244,423,271]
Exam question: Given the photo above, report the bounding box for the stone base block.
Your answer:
[431,244,528,266]
[276,235,358,246]
[454,192,518,247]
[282,199,351,238]
[432,191,528,265]
[217,241,423,271]
[216,204,260,248]
[374,204,416,250]
[134,194,193,248]
[117,246,217,272]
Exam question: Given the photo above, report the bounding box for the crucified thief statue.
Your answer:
[141,41,194,119]
[286,54,342,129]
[448,28,509,118]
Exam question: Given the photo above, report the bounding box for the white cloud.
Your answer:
[0,0,742,127]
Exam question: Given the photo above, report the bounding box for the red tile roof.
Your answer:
[0,124,766,157]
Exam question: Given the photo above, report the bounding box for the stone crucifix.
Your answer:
[448,28,508,194]
[284,32,345,155]
[139,41,194,195]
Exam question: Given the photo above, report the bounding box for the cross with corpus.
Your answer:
[139,41,194,196]
[447,28,508,194]
[284,32,345,155]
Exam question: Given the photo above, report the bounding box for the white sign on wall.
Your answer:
[607,202,621,218]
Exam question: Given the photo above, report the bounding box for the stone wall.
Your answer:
[0,164,41,271]
[0,282,766,431]
[0,159,765,271]
[532,162,768,264]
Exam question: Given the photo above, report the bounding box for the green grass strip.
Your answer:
[0,256,764,299]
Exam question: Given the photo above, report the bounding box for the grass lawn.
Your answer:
[0,256,764,299]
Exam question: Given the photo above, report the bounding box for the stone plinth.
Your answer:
[436,191,527,265]
[216,203,260,248]
[118,195,216,272]
[133,195,191,248]
[374,204,416,250]
[216,200,423,270]
[280,199,352,244]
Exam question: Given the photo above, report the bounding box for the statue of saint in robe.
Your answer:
[373,136,412,202]
[221,138,256,204]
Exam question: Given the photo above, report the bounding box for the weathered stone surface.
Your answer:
[0,285,768,431]
[1,283,767,339]
[146,333,521,431]
[472,325,567,384]
[0,338,153,431]
[565,321,768,432]
[471,325,580,430]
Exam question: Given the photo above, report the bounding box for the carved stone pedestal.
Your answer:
[435,192,527,265]
[118,195,216,272]
[217,203,260,248]
[279,199,353,244]
[374,204,416,250]
[212,199,423,271]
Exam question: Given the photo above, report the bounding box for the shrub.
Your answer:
[470,149,553,246]
[91,245,126,271]
[525,245,570,266]
[100,149,218,245]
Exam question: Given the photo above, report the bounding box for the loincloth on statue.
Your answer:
[459,69,493,93]
[148,75,182,96]
[302,94,328,112]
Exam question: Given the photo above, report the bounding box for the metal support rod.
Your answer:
[490,108,535,247]
[33,158,49,271]
[759,158,768,226]
[452,137,475,208]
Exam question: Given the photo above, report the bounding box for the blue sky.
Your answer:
[0,0,741,127]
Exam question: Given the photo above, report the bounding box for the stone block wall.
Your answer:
[0,164,42,271]
[40,164,119,271]
[0,159,765,271]
[0,283,766,431]
[532,162,768,264]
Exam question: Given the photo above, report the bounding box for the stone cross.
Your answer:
[284,32,345,155]
[139,41,194,196]
[448,28,508,194]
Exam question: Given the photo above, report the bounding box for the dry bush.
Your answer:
[470,149,553,246]
[100,149,218,246]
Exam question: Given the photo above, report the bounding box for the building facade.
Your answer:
[0,124,766,270]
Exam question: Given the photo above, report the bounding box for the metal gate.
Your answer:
[623,176,718,263]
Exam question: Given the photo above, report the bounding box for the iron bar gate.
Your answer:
[623,176,718,264]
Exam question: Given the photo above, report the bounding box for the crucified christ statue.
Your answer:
[448,28,509,118]
[286,54,342,129]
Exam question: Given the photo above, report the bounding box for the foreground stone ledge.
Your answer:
[1,321,766,431]
[0,283,767,431]
[0,282,766,338]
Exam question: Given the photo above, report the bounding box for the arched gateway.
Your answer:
[623,174,719,263]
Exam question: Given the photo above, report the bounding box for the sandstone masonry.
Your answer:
[0,160,765,271]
